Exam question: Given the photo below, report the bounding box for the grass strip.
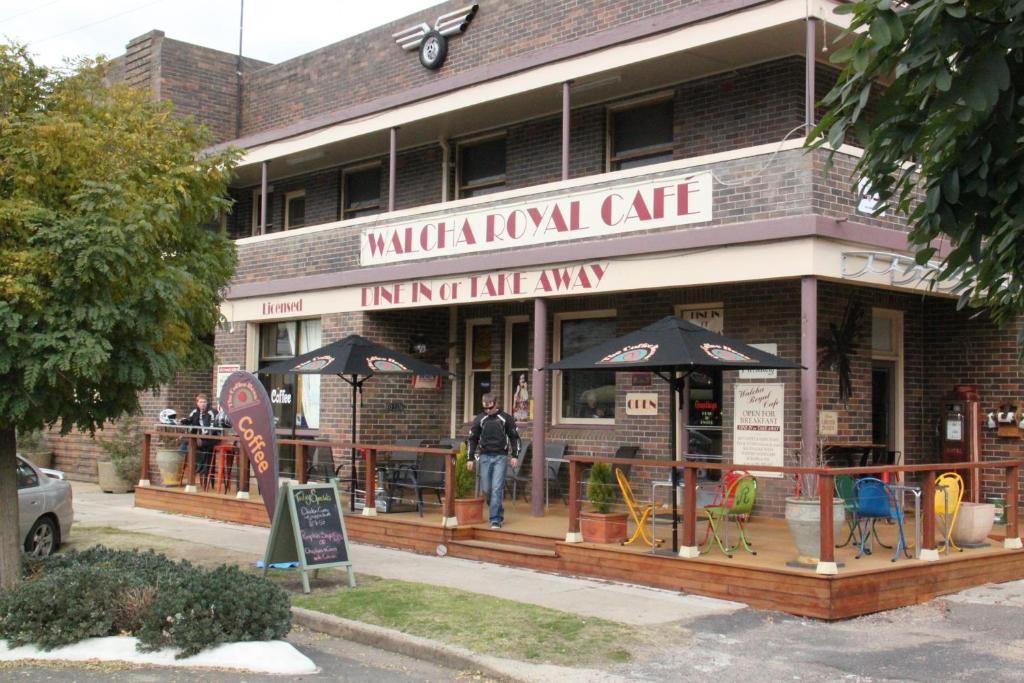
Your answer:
[292,576,637,666]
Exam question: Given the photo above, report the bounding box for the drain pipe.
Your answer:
[440,137,450,202]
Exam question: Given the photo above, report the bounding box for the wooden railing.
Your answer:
[565,455,1024,562]
[141,429,457,516]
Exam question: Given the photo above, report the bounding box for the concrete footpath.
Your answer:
[70,482,744,681]
[73,482,744,625]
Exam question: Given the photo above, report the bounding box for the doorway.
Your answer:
[872,361,896,451]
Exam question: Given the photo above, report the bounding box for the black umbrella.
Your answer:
[546,316,802,551]
[259,334,451,511]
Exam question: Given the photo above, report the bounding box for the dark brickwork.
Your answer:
[239,0,705,136]
[112,30,268,144]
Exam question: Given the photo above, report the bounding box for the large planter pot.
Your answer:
[785,496,846,563]
[20,449,53,470]
[154,448,185,487]
[951,502,996,547]
[580,510,628,544]
[97,460,134,493]
[454,497,484,525]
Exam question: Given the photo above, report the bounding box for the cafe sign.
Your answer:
[733,383,785,478]
[360,170,712,265]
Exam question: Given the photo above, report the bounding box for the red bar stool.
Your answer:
[210,444,237,494]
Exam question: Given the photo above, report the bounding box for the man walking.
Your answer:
[467,393,521,529]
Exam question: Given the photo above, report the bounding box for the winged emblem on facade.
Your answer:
[392,4,478,70]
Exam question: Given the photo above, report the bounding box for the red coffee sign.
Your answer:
[360,171,711,265]
[220,371,279,519]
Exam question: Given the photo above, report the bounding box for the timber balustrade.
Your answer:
[564,455,1024,563]
[142,429,457,516]
[143,429,1023,568]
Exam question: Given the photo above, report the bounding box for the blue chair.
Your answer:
[853,477,908,562]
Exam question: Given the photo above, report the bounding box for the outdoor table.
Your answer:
[822,442,887,468]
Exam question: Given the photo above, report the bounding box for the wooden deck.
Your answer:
[134,484,1024,619]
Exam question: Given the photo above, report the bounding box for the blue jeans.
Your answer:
[478,453,507,525]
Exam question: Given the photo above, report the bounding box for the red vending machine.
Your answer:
[940,384,982,502]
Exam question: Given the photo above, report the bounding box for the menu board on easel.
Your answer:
[264,481,355,593]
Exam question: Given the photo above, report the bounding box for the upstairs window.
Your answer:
[343,166,382,219]
[458,136,506,198]
[251,189,274,235]
[284,191,306,230]
[609,98,674,171]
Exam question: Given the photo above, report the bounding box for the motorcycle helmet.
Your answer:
[158,408,177,425]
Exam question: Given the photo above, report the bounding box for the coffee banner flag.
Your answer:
[220,371,279,519]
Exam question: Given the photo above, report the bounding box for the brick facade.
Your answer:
[78,0,1022,520]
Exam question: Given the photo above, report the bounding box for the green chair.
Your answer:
[834,474,860,548]
[701,474,757,557]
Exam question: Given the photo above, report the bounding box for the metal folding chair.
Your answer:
[615,467,662,547]
[854,477,909,562]
[701,474,757,557]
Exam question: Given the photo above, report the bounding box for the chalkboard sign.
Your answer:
[264,482,355,593]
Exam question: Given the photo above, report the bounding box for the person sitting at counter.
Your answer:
[181,393,217,480]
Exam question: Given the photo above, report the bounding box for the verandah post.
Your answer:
[919,470,939,561]
[817,472,835,570]
[362,449,377,517]
[139,432,151,486]
[566,459,581,542]
[1005,464,1021,549]
[442,448,456,527]
[296,443,307,484]
[185,437,197,492]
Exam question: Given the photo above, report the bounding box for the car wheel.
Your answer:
[418,31,448,69]
[24,517,58,558]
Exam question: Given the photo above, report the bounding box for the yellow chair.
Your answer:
[615,467,662,547]
[935,472,964,553]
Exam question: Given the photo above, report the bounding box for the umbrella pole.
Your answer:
[351,376,358,512]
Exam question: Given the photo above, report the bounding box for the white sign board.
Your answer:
[215,364,241,405]
[739,343,778,379]
[733,383,785,478]
[360,170,712,265]
[625,393,659,416]
[819,410,838,437]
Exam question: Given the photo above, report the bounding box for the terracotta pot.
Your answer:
[154,448,185,486]
[580,510,628,544]
[951,502,996,546]
[97,460,134,493]
[454,496,484,525]
[785,496,846,563]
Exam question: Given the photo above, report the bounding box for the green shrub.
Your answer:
[454,442,476,499]
[138,564,291,657]
[97,419,143,484]
[0,566,121,649]
[1,547,290,658]
[586,462,616,514]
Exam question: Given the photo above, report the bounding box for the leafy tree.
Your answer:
[0,45,240,589]
[810,1,1024,330]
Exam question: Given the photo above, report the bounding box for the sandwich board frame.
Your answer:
[264,481,356,593]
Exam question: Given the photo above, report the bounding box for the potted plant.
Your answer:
[580,461,627,543]
[453,443,484,525]
[96,419,143,493]
[784,445,845,567]
[16,429,53,469]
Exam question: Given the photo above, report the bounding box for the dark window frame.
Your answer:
[457,135,507,198]
[607,94,675,171]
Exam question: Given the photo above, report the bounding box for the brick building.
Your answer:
[59,0,1023,517]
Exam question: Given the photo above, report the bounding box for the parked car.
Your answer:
[16,456,73,557]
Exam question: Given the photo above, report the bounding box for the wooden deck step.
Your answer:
[451,538,559,558]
